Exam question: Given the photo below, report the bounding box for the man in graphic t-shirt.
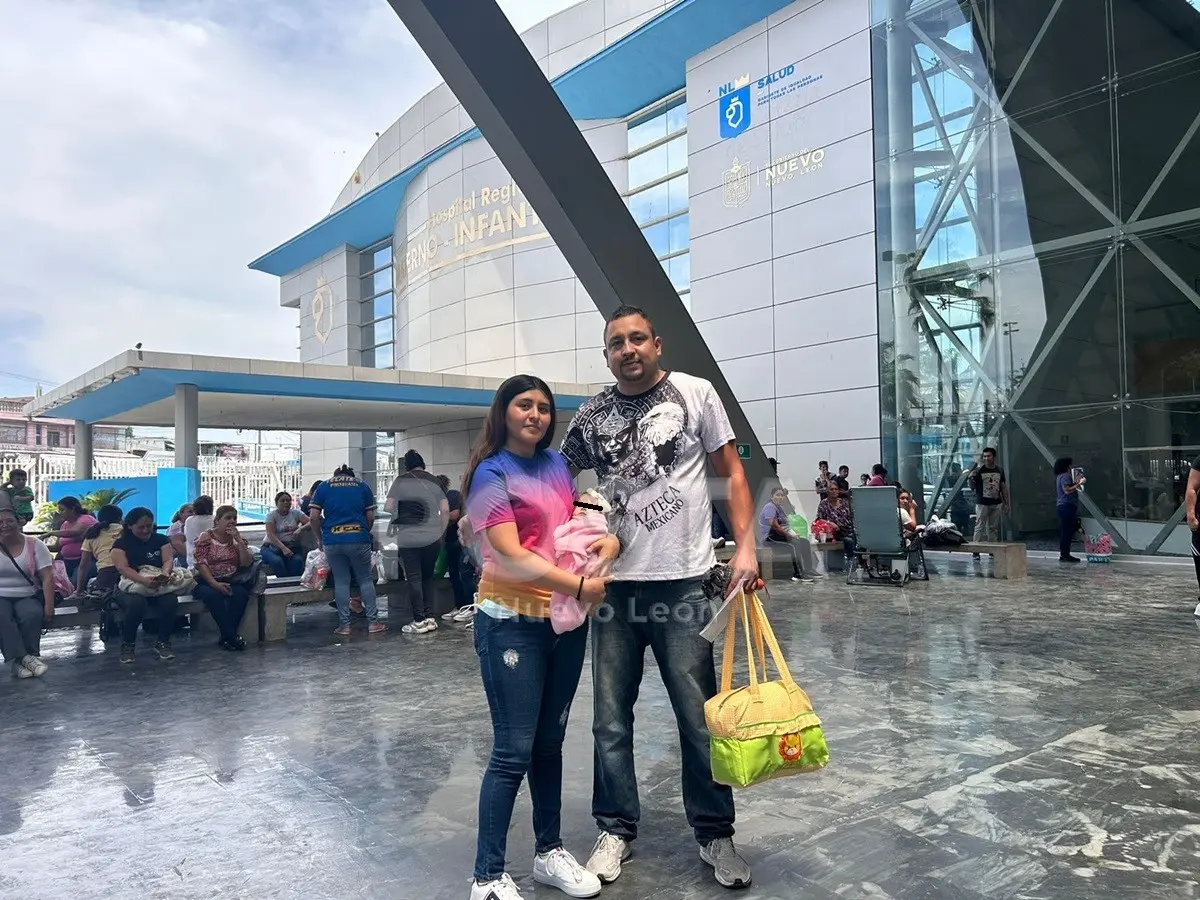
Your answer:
[561,305,758,890]
[969,446,1009,545]
[1186,456,1200,616]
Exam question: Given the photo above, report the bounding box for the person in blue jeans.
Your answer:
[308,465,385,636]
[461,374,616,900]
[260,491,309,578]
[1054,457,1086,563]
[560,306,761,890]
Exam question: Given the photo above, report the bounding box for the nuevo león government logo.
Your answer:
[722,157,751,208]
[718,74,752,140]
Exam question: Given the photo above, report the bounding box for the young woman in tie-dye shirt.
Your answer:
[461,374,617,900]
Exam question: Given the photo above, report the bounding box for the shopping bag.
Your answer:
[787,513,808,539]
[433,547,447,579]
[300,549,329,589]
[370,550,387,584]
[705,590,828,787]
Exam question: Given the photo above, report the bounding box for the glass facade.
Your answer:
[361,242,394,369]
[625,94,691,303]
[873,0,1200,554]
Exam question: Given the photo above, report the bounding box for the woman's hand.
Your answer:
[215,582,233,596]
[1078,476,1087,486]
[43,602,55,624]
[580,575,612,611]
[281,546,294,559]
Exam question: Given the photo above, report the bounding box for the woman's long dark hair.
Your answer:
[85,504,123,540]
[462,375,556,498]
[1053,457,1074,475]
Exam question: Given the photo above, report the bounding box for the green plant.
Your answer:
[80,488,137,512]
[31,501,60,530]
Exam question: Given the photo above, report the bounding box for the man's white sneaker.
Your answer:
[12,661,33,679]
[419,618,438,633]
[533,848,601,898]
[469,872,523,900]
[441,609,461,620]
[401,622,427,634]
[1193,599,1200,618]
[453,606,477,623]
[21,655,47,677]
[585,832,631,884]
[700,837,752,889]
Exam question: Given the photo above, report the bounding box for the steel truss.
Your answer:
[884,0,1200,553]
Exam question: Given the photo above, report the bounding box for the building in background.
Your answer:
[251,0,1200,555]
[0,398,126,452]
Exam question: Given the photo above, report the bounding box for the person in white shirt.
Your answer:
[0,505,53,678]
[183,495,216,567]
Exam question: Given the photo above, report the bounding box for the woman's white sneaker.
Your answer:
[419,618,438,633]
[21,655,47,677]
[469,872,523,900]
[12,661,33,679]
[533,848,601,898]
[585,832,631,884]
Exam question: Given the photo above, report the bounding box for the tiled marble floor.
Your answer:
[3,557,1200,899]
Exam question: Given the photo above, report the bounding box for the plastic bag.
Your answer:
[300,549,329,589]
[370,550,386,584]
[433,547,447,579]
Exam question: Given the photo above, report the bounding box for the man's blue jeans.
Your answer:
[591,578,735,845]
[474,612,588,881]
[325,543,378,626]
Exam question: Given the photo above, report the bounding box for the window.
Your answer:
[0,424,25,443]
[48,430,61,448]
[35,423,42,445]
[360,240,395,369]
[625,93,690,304]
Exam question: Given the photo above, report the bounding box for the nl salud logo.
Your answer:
[718,65,823,140]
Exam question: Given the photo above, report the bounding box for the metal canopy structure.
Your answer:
[22,351,597,431]
[382,0,778,509]
[880,0,1200,553]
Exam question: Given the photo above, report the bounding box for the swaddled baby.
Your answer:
[550,489,611,634]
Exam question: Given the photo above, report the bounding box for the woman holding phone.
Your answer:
[462,374,617,900]
[1054,457,1086,563]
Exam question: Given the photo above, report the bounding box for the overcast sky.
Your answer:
[0,0,574,398]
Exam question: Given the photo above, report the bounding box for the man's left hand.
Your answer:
[727,543,761,593]
[588,534,620,576]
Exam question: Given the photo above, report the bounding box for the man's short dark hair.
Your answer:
[8,469,26,481]
[983,446,997,456]
[819,460,828,468]
[838,465,849,474]
[768,457,778,474]
[605,305,657,339]
[403,450,426,471]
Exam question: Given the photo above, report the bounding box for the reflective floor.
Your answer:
[3,558,1200,899]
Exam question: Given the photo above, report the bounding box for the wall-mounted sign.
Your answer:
[396,180,548,285]
[721,147,828,207]
[311,275,333,344]
[717,65,823,141]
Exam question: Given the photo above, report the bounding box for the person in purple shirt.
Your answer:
[1053,457,1086,563]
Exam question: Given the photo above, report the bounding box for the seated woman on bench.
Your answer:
[192,506,253,652]
[816,481,856,572]
[759,487,814,583]
[261,491,310,578]
[110,507,180,664]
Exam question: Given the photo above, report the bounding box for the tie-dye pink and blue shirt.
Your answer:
[466,449,577,617]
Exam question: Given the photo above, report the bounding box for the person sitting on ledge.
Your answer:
[110,507,179,665]
[166,503,193,566]
[0,505,53,679]
[76,504,124,595]
[261,491,310,578]
[192,505,254,651]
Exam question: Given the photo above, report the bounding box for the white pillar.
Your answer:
[174,384,199,469]
[74,420,93,480]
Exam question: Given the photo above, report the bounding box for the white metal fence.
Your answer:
[0,452,303,509]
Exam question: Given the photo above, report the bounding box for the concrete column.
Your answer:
[74,420,93,480]
[174,384,199,469]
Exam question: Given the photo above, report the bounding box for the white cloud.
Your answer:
[0,0,575,396]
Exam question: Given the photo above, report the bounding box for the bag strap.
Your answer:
[0,538,38,589]
[749,592,795,685]
[720,589,769,695]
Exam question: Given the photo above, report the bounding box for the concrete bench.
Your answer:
[922,541,1028,579]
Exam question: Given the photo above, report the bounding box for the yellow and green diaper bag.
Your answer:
[704,590,829,787]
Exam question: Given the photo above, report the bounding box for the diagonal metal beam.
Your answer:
[1009,413,1133,552]
[999,0,1064,107]
[915,129,987,261]
[1128,235,1200,314]
[912,48,985,251]
[1129,108,1200,223]
[381,0,777,501]
[913,290,999,395]
[1006,118,1122,228]
[1007,245,1117,409]
[1145,501,1188,555]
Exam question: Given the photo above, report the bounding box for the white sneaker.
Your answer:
[469,872,523,900]
[533,848,601,898]
[12,661,33,679]
[441,609,461,620]
[21,655,47,677]
[585,832,631,884]
[401,622,427,634]
[453,606,477,622]
[1193,600,1200,618]
[419,618,438,633]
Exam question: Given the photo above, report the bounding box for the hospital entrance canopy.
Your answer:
[22,350,599,435]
